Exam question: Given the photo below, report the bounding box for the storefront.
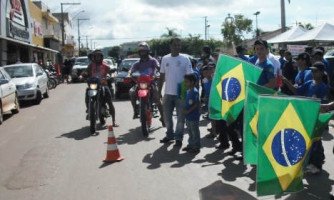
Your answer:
[0,0,32,65]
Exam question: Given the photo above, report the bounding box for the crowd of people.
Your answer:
[85,38,333,197]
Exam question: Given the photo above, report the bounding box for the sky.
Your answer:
[41,0,334,48]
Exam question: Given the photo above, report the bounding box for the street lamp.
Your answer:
[71,10,85,21]
[77,18,90,55]
[254,11,260,38]
[60,2,81,46]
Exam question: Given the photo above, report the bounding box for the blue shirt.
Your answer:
[279,57,286,68]
[192,67,201,81]
[249,55,258,64]
[203,79,212,98]
[238,54,249,62]
[256,59,275,86]
[185,88,200,121]
[295,69,313,86]
[296,80,329,103]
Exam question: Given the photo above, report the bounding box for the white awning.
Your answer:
[268,26,307,44]
[0,36,59,53]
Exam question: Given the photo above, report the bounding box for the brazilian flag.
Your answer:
[209,55,262,123]
[257,96,320,196]
[243,82,280,165]
[313,112,334,140]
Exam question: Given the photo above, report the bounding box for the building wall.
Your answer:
[29,0,43,46]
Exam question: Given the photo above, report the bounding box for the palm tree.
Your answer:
[160,28,180,38]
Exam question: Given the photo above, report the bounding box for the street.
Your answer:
[0,83,333,200]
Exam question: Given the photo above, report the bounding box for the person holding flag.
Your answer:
[283,61,329,174]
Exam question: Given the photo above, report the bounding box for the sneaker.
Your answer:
[215,144,230,150]
[182,146,192,152]
[188,148,200,154]
[133,113,139,119]
[305,164,321,174]
[160,137,173,144]
[174,140,182,148]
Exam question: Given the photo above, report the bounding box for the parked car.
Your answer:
[0,68,19,124]
[103,58,117,73]
[4,63,49,105]
[72,56,89,82]
[115,58,140,99]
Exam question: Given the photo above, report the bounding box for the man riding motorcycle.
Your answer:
[129,42,165,127]
[85,50,118,127]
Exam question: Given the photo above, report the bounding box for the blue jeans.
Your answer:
[163,95,185,141]
[186,120,201,149]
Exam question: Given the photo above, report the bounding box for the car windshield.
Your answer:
[120,60,138,70]
[75,58,89,65]
[104,59,113,65]
[4,65,34,78]
[325,50,334,57]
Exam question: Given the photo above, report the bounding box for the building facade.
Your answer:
[0,0,33,65]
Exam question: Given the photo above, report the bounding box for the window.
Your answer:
[0,71,5,80]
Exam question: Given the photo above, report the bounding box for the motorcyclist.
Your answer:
[86,50,118,127]
[129,42,165,127]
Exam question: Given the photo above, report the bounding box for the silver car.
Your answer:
[0,68,19,124]
[4,63,49,105]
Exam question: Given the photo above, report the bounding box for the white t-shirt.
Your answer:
[268,53,281,75]
[160,54,193,95]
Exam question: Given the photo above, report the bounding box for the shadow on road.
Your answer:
[142,143,181,169]
[199,180,257,200]
[117,126,161,145]
[218,157,248,182]
[284,170,334,200]
[57,126,98,140]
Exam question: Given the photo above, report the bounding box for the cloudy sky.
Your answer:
[42,0,334,48]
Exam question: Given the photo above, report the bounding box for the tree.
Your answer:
[221,14,253,47]
[298,22,314,30]
[161,27,180,38]
[108,46,121,60]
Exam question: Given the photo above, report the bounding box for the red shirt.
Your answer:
[88,62,110,79]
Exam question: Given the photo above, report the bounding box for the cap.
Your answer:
[236,45,246,54]
[254,39,268,49]
[138,42,150,51]
[296,52,311,62]
[310,61,325,71]
[313,49,324,56]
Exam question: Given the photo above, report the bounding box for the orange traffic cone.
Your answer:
[104,125,124,163]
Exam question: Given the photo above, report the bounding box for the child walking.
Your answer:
[182,74,201,153]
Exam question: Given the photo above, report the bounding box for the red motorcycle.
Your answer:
[129,74,154,137]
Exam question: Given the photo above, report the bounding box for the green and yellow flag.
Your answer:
[209,55,262,123]
[243,82,280,165]
[313,112,333,140]
[257,96,320,196]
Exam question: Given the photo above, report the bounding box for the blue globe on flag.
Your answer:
[221,77,241,102]
[271,128,306,167]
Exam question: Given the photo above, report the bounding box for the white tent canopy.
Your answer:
[289,23,334,42]
[268,26,307,44]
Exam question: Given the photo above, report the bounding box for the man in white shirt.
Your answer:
[158,38,193,147]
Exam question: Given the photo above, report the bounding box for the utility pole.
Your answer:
[254,11,260,38]
[280,0,290,32]
[77,18,89,55]
[204,16,210,40]
[85,35,89,49]
[60,2,80,46]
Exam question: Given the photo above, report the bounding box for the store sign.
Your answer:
[34,21,43,36]
[287,45,308,56]
[6,0,30,42]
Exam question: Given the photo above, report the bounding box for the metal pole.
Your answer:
[86,36,88,49]
[281,0,286,32]
[256,15,258,38]
[61,3,64,46]
[77,19,81,55]
[204,16,207,40]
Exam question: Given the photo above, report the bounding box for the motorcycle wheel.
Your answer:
[89,100,96,134]
[140,99,149,137]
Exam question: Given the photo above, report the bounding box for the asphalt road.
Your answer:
[0,83,333,200]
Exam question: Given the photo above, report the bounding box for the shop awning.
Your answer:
[0,36,60,53]
[268,26,307,44]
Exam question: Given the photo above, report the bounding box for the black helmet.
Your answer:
[93,49,104,57]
